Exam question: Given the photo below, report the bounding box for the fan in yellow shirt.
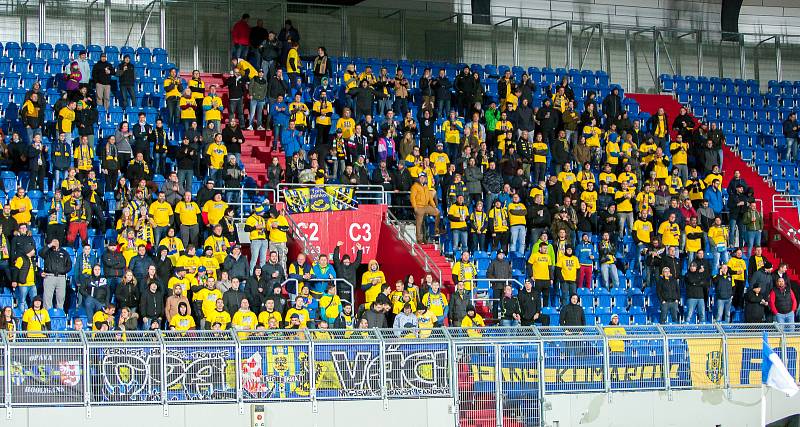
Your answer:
[169,302,196,332]
[429,144,450,175]
[202,194,228,226]
[231,299,259,339]
[461,308,485,338]
[657,216,682,247]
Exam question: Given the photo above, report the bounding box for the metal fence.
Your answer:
[1,325,799,425]
[3,0,800,91]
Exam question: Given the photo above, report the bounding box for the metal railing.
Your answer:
[211,186,277,221]
[772,194,800,214]
[284,208,320,258]
[276,183,386,206]
[0,324,797,424]
[385,208,443,283]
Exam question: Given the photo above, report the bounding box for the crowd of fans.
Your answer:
[0,13,797,340]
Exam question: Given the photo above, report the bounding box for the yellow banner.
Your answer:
[687,336,800,388]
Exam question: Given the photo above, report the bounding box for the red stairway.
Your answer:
[628,93,800,280]
[180,72,284,187]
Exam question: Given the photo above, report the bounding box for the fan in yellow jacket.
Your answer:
[231,57,257,79]
[361,260,387,304]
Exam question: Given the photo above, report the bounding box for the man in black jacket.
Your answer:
[222,119,245,163]
[176,137,196,192]
[102,241,126,296]
[783,112,798,162]
[139,281,164,328]
[657,267,680,323]
[454,66,475,117]
[267,69,289,101]
[601,87,622,129]
[432,68,452,119]
[486,250,511,316]
[226,69,249,124]
[499,285,521,326]
[261,251,286,289]
[222,277,247,316]
[40,238,72,310]
[448,281,470,326]
[518,280,549,326]
[117,54,137,109]
[332,241,361,304]
[536,98,560,144]
[91,52,114,109]
[559,293,585,326]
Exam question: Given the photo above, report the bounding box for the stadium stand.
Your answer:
[0,15,796,339]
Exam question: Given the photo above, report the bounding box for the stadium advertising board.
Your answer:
[687,336,800,388]
[10,347,83,404]
[89,346,237,402]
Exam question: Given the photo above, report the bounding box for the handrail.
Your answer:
[772,193,800,213]
[774,215,800,251]
[276,183,386,205]
[385,208,442,283]
[211,186,277,221]
[0,325,796,414]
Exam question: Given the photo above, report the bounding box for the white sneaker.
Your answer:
[246,125,254,130]
[257,126,265,130]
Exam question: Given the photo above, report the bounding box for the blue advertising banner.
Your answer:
[89,346,237,403]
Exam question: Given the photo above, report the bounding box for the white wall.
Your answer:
[546,387,800,427]
[3,399,456,427]
[5,388,799,427]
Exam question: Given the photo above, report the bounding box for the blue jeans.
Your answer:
[153,152,166,177]
[451,229,468,252]
[153,226,169,248]
[249,100,266,127]
[436,99,451,119]
[712,249,729,274]
[745,230,761,254]
[15,285,37,312]
[177,169,193,194]
[660,301,679,323]
[500,319,520,327]
[510,225,526,255]
[685,298,706,323]
[775,312,794,324]
[600,263,619,289]
[249,239,269,273]
[229,98,244,124]
[120,85,136,109]
[84,296,105,318]
[232,44,248,59]
[560,281,576,306]
[261,59,275,76]
[393,98,409,118]
[787,137,797,162]
[53,169,68,192]
[715,297,732,322]
[376,98,392,116]
[226,189,241,205]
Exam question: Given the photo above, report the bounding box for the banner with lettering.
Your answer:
[686,336,800,388]
[284,186,356,214]
[291,204,386,262]
[88,346,237,402]
[10,347,83,404]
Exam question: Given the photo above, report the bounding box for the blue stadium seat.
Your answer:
[21,42,37,59]
[5,41,21,58]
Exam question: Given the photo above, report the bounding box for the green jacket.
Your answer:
[743,209,763,231]
[485,108,500,132]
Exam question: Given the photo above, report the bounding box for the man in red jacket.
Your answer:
[231,13,251,59]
